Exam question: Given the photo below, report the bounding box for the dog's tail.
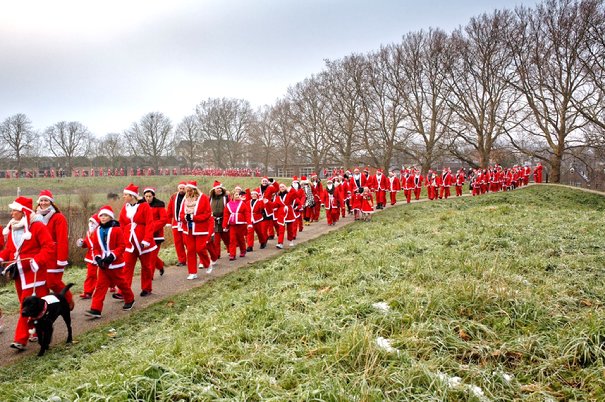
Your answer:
[59,283,75,298]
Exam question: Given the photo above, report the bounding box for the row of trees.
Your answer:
[1,0,603,182]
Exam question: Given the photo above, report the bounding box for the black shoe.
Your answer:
[268,235,275,240]
[140,290,152,297]
[85,309,102,318]
[10,342,26,351]
[123,301,135,311]
[246,246,253,252]
[159,268,165,276]
[176,262,186,267]
[112,293,124,300]
[260,243,267,249]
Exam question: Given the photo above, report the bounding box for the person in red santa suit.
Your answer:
[321,178,341,226]
[118,184,157,298]
[360,187,375,221]
[143,188,168,277]
[387,170,401,205]
[523,165,531,186]
[426,170,437,200]
[309,173,323,222]
[223,190,252,260]
[300,177,315,225]
[534,162,543,183]
[259,177,279,238]
[1,196,54,351]
[85,206,135,318]
[76,213,101,299]
[290,177,305,233]
[455,168,465,197]
[348,168,367,220]
[35,190,74,310]
[271,183,298,248]
[402,168,414,204]
[246,189,269,251]
[166,182,187,266]
[180,181,212,277]
[439,168,453,199]
[413,169,423,200]
[370,168,389,209]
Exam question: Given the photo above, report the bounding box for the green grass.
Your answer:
[1,185,604,400]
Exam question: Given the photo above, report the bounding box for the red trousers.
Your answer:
[277,222,296,244]
[439,186,451,199]
[228,224,248,258]
[414,187,421,200]
[247,221,268,248]
[123,250,154,293]
[47,271,74,307]
[212,231,230,259]
[172,227,187,264]
[186,232,210,273]
[91,268,134,312]
[326,208,340,225]
[404,189,412,203]
[389,191,398,205]
[152,242,164,274]
[455,185,463,196]
[83,262,98,295]
[15,282,49,345]
[375,190,387,206]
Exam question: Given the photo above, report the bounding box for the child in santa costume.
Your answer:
[321,178,342,226]
[76,213,101,299]
[0,196,54,351]
[36,190,75,310]
[84,206,135,318]
[118,184,157,298]
[360,187,375,221]
[143,187,168,277]
[272,183,298,248]
[223,190,252,260]
[247,188,269,251]
[180,181,212,278]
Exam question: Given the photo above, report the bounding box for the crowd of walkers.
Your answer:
[5,167,262,179]
[0,162,542,352]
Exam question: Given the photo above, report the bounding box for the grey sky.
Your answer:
[0,0,538,137]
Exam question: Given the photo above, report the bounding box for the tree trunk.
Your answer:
[549,154,562,183]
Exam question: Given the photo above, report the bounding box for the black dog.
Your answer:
[21,283,74,356]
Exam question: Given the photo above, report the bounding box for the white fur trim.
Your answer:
[36,195,54,204]
[123,189,139,197]
[98,208,115,219]
[23,232,31,240]
[2,226,8,236]
[8,201,33,213]
[57,260,68,267]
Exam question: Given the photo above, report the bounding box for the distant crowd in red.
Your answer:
[4,167,262,179]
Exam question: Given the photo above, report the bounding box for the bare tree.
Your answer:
[271,98,298,174]
[175,115,202,168]
[124,112,174,172]
[446,10,521,168]
[248,106,278,174]
[0,113,36,172]
[508,0,598,182]
[196,98,254,168]
[97,133,124,165]
[389,29,452,173]
[287,76,333,173]
[45,121,91,174]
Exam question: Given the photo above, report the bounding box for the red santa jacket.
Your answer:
[371,173,389,191]
[148,199,168,242]
[0,219,54,290]
[388,176,401,192]
[441,171,453,187]
[250,198,270,224]
[166,192,186,230]
[223,200,252,228]
[179,194,212,235]
[456,171,465,186]
[119,200,157,255]
[40,210,69,273]
[259,182,279,217]
[272,190,298,224]
[348,174,367,194]
[81,232,95,264]
[404,173,415,191]
[91,221,126,269]
[321,187,342,209]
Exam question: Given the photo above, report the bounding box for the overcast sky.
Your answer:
[0,0,539,137]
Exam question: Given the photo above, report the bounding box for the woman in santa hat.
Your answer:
[271,183,299,249]
[222,189,252,260]
[118,184,157,298]
[36,190,74,310]
[143,187,168,277]
[247,189,269,251]
[76,213,101,299]
[180,181,212,278]
[0,196,54,351]
[85,205,135,318]
[208,180,230,263]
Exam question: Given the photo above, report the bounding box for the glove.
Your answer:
[185,214,193,222]
[141,240,150,249]
[76,238,84,248]
[2,263,17,279]
[103,254,115,265]
[94,256,106,269]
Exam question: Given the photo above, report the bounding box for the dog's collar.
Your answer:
[30,301,47,321]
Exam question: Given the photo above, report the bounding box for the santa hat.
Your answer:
[326,177,334,182]
[301,176,307,181]
[212,180,223,190]
[251,188,260,195]
[292,176,299,182]
[5,196,34,240]
[98,205,115,219]
[377,168,383,174]
[143,187,156,195]
[89,213,101,225]
[186,180,198,190]
[123,183,139,198]
[261,176,269,183]
[177,181,187,189]
[311,172,318,177]
[37,189,54,204]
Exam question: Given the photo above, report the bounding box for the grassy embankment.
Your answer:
[1,185,605,400]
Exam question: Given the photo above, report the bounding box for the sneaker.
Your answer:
[79,292,92,299]
[112,293,124,300]
[205,266,213,274]
[176,262,186,267]
[239,253,246,258]
[276,243,283,249]
[28,335,38,343]
[210,260,218,267]
[246,246,253,252]
[140,290,152,297]
[10,342,25,351]
[187,273,198,280]
[122,301,135,311]
[289,241,295,247]
[260,242,267,249]
[85,309,102,318]
[229,256,236,261]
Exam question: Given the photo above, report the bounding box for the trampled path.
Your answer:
[0,187,522,366]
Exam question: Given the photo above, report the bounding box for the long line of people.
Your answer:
[0,162,543,351]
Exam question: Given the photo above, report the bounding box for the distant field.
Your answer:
[1,185,604,400]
